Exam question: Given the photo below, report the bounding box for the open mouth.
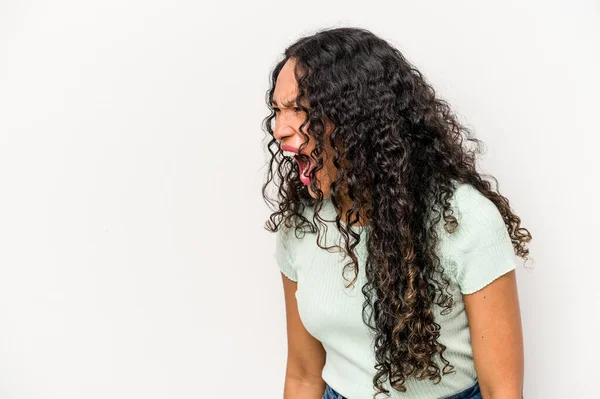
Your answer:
[294,154,312,185]
[281,148,313,185]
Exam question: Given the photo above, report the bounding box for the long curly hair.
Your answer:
[261,26,532,398]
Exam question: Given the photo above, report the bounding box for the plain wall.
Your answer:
[0,0,598,397]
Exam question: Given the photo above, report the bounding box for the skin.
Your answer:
[273,58,370,226]
[273,57,329,398]
[272,58,337,198]
[464,270,524,398]
[272,57,524,399]
[280,275,326,398]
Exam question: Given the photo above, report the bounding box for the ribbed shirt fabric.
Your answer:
[274,181,517,399]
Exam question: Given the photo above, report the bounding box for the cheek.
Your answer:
[316,164,337,184]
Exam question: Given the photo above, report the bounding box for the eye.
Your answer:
[272,107,303,114]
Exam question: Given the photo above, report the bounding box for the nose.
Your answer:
[272,114,296,143]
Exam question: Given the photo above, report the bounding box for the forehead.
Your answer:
[273,59,299,101]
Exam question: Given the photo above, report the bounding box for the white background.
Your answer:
[0,0,598,398]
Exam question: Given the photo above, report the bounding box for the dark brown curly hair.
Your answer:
[261,26,532,398]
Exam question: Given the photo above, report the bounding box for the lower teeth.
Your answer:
[302,167,309,180]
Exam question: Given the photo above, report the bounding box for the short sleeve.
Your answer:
[274,227,297,282]
[438,184,517,295]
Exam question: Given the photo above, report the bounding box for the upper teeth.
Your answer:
[282,150,296,158]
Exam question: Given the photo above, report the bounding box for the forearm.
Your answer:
[283,376,326,399]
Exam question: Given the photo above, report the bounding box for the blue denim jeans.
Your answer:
[322,378,481,399]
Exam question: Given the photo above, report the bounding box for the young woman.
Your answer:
[262,27,531,399]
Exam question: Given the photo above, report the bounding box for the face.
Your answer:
[272,58,338,199]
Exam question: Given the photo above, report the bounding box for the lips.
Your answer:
[280,144,300,155]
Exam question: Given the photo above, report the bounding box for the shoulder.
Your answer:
[274,203,319,282]
[275,202,317,251]
[448,181,500,221]
[445,181,508,243]
[435,181,516,294]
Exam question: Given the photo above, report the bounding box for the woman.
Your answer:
[262,27,531,399]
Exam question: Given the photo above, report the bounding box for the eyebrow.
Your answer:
[271,97,298,108]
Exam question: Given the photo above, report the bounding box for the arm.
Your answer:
[281,273,326,398]
[463,270,524,399]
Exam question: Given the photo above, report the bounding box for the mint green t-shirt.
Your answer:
[274,182,517,399]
